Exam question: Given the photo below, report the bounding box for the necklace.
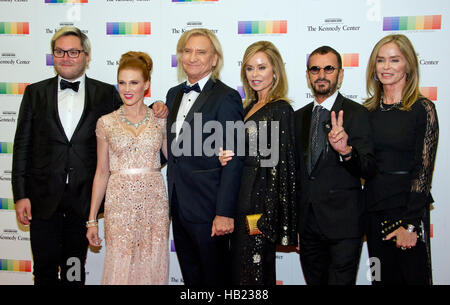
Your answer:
[119,106,149,129]
[379,97,402,112]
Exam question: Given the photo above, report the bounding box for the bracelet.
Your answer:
[340,146,352,158]
[406,224,415,233]
[86,219,98,228]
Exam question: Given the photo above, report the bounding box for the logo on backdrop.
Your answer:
[0,22,29,35]
[306,18,361,33]
[0,170,11,182]
[172,0,218,2]
[420,87,438,101]
[306,53,359,68]
[45,0,88,3]
[0,111,17,124]
[106,22,151,35]
[238,20,287,35]
[383,15,441,31]
[45,23,89,35]
[418,54,439,66]
[0,258,32,273]
[0,53,31,65]
[305,92,359,102]
[0,229,30,242]
[0,83,28,95]
[171,21,219,35]
[0,198,14,211]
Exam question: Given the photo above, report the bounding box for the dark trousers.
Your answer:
[366,209,432,285]
[29,190,88,285]
[171,189,232,286]
[299,208,363,285]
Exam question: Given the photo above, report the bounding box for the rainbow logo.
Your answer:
[171,240,176,252]
[237,86,245,99]
[0,198,14,210]
[383,15,441,31]
[172,0,218,2]
[238,20,287,34]
[106,22,151,35]
[0,22,29,35]
[171,55,177,67]
[46,54,54,66]
[0,142,13,154]
[45,0,88,3]
[420,87,438,101]
[0,259,32,273]
[341,53,359,67]
[0,83,29,95]
[306,53,359,67]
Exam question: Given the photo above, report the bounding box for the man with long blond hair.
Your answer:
[165,28,244,285]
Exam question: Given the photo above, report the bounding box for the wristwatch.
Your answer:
[340,146,352,159]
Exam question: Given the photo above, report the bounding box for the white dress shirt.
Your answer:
[313,90,339,112]
[58,74,85,141]
[175,73,211,139]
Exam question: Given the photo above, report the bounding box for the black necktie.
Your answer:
[182,82,201,94]
[310,105,323,170]
[60,79,80,92]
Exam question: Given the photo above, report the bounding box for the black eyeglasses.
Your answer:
[53,48,85,58]
[308,65,337,75]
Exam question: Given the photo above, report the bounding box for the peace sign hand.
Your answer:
[328,110,352,158]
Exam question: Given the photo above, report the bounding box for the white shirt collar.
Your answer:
[186,72,211,91]
[313,90,339,111]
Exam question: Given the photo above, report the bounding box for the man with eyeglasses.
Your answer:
[294,46,376,284]
[11,26,166,285]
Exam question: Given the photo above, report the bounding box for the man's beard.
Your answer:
[310,75,339,98]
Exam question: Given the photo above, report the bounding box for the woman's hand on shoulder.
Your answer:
[218,147,234,166]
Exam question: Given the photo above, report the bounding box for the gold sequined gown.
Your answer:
[95,109,169,285]
[231,100,297,285]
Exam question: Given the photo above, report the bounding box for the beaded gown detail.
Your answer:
[96,109,169,285]
[231,100,297,285]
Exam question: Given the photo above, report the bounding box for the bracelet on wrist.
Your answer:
[86,219,98,228]
[340,146,352,159]
[406,224,415,233]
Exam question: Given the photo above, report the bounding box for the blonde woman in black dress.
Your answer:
[219,41,297,285]
[364,34,438,285]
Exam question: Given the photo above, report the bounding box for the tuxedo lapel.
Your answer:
[168,85,184,145]
[301,103,313,170]
[48,76,68,142]
[71,76,93,140]
[330,92,344,114]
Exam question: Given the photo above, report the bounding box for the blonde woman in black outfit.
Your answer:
[364,34,439,285]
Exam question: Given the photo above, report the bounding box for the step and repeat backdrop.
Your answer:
[0,0,449,285]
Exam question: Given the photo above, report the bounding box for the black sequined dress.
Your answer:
[231,100,297,285]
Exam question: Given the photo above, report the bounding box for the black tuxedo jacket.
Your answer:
[12,75,121,220]
[165,78,244,223]
[295,93,376,239]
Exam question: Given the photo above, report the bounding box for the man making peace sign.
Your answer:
[294,46,377,285]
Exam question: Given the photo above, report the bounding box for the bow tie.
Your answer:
[60,79,80,92]
[182,82,201,94]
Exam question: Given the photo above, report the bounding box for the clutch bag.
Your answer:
[246,214,262,235]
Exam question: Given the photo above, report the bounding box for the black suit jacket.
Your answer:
[165,78,244,223]
[12,75,121,220]
[295,93,376,239]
